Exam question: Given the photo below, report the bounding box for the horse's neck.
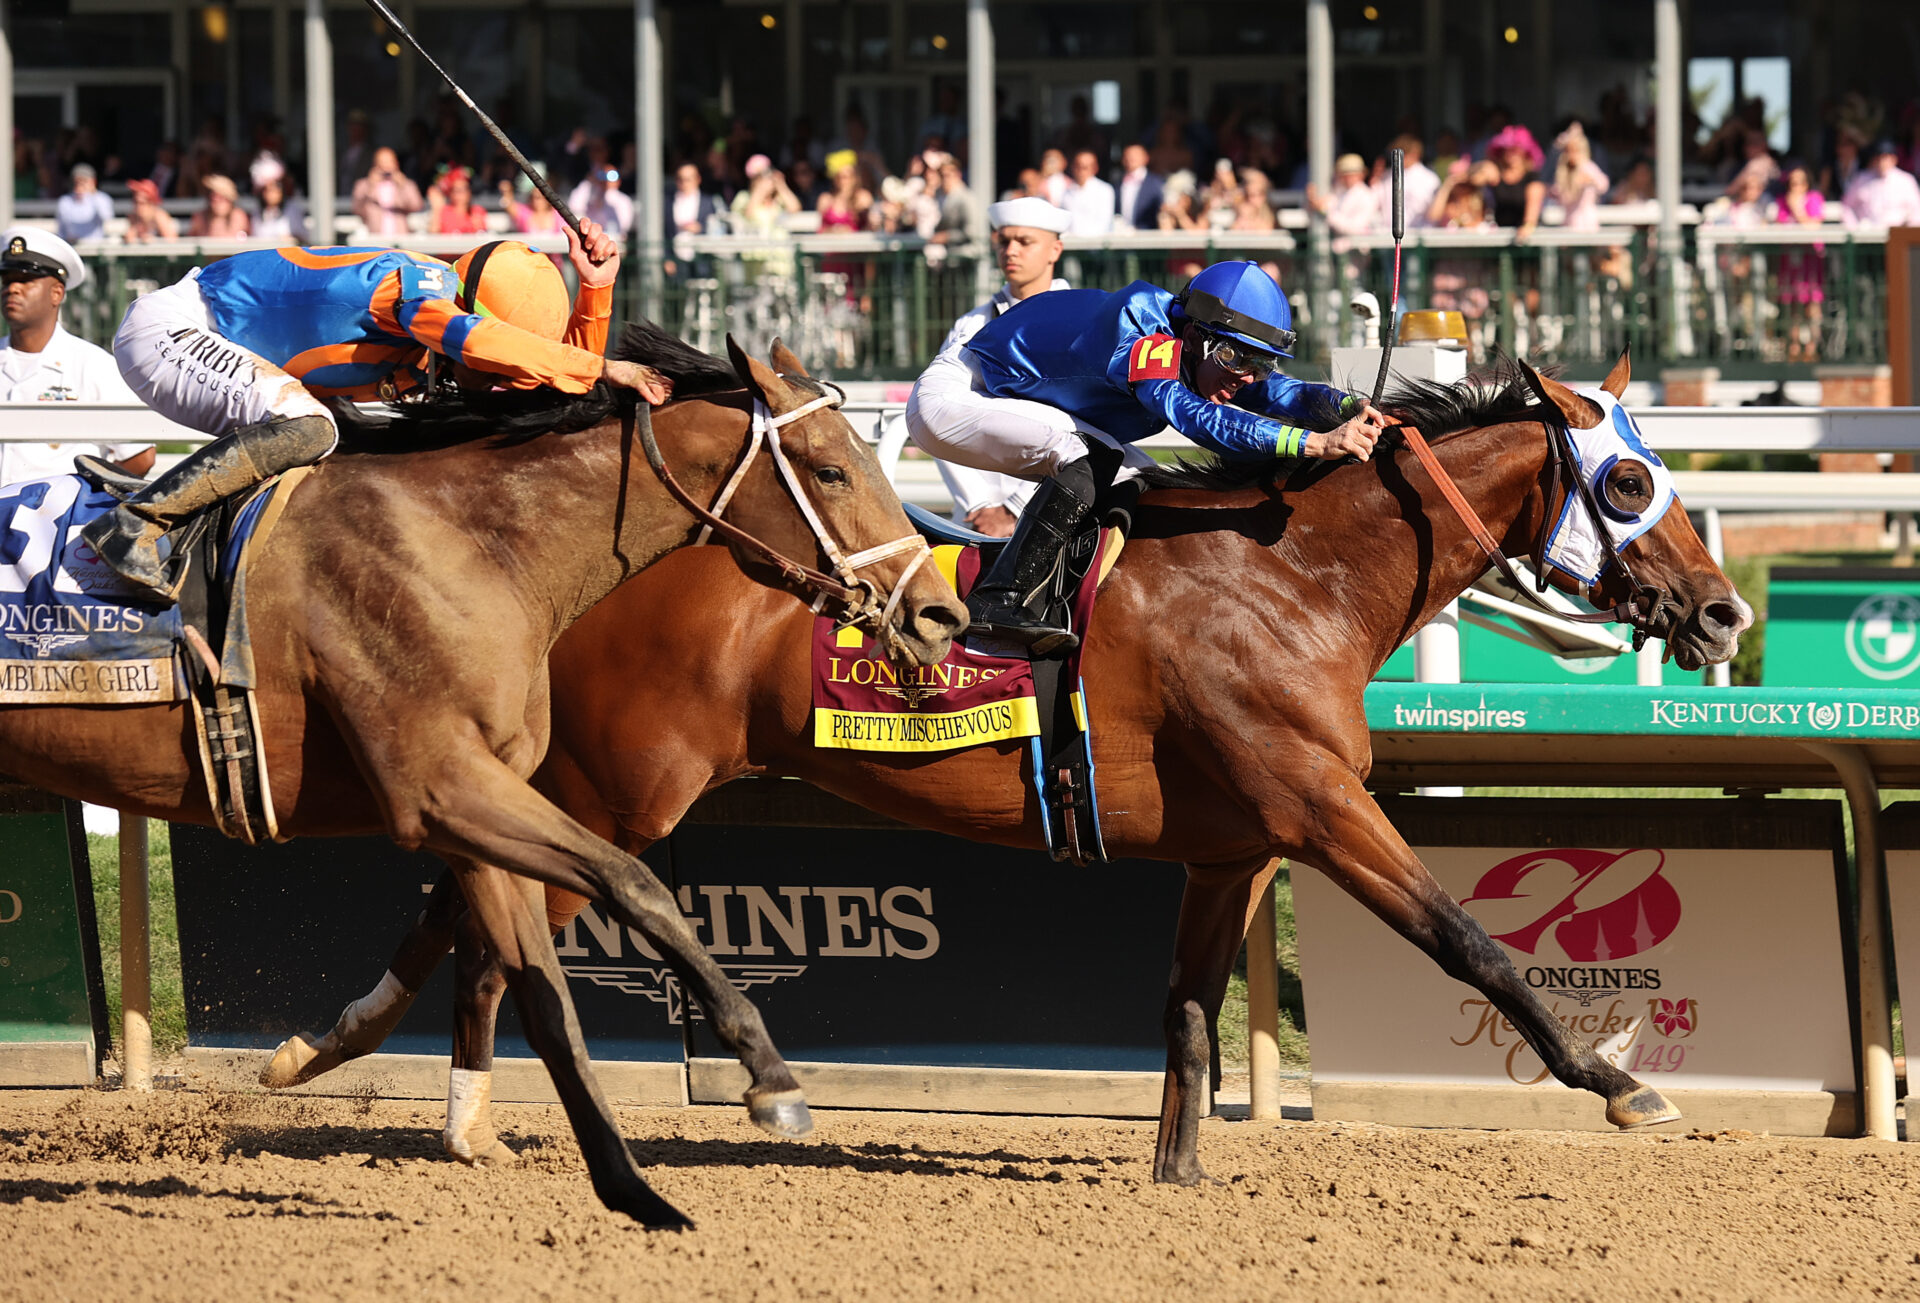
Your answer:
[483,405,717,641]
[1359,421,1550,664]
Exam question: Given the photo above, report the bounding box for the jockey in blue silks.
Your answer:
[908,258,1386,653]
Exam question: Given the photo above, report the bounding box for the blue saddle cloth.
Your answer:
[0,474,284,704]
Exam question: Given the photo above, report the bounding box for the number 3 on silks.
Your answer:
[0,476,81,595]
[1127,333,1182,382]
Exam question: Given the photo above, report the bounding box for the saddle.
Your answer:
[74,457,306,846]
[898,481,1142,866]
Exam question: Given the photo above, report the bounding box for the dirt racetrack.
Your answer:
[3,1088,1919,1303]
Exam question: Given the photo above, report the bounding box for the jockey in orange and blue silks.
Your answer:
[81,221,669,605]
[914,259,1386,653]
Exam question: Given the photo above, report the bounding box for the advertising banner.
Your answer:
[1763,567,1920,688]
[0,790,108,1085]
[1294,797,1855,1134]
[172,779,1183,1114]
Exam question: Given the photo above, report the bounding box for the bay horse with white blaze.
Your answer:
[0,327,965,1228]
[274,353,1749,1185]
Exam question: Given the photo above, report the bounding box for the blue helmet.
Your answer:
[1176,260,1297,359]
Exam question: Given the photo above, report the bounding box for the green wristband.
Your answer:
[1276,425,1306,458]
[1339,392,1363,418]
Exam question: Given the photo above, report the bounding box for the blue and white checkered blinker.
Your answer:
[1540,389,1677,586]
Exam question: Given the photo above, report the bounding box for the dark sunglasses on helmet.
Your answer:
[1206,336,1281,379]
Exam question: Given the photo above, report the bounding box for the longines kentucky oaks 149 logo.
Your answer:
[1454,848,1697,1084]
[550,881,940,1023]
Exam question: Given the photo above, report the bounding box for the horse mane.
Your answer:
[1138,356,1544,493]
[331,319,745,451]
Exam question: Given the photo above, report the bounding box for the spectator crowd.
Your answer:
[11,82,1920,278]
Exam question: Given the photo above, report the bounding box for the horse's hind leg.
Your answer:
[260,870,465,1089]
[413,752,811,1140]
[447,856,693,1230]
[1154,856,1280,1186]
[1299,784,1679,1129]
[443,903,518,1166]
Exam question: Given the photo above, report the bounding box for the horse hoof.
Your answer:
[1152,1161,1211,1188]
[260,1035,323,1089]
[444,1129,518,1167]
[601,1185,695,1232]
[746,1088,814,1139]
[1607,1086,1682,1129]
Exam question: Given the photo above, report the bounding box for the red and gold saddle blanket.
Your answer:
[811,528,1123,753]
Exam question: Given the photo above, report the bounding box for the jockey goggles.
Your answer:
[1201,334,1282,379]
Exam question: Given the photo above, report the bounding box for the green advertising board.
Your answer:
[1365,681,1920,739]
[0,791,108,1085]
[1764,567,1920,688]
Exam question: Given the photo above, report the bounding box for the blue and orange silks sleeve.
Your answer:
[370,264,608,394]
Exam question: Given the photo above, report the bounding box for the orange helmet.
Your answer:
[450,240,569,341]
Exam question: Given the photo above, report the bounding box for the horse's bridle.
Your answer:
[1391,395,1683,650]
[627,386,933,653]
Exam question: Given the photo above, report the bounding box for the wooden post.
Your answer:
[118,812,151,1091]
[1246,875,1282,1120]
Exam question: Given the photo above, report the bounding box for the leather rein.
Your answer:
[626,386,933,650]
[1389,396,1682,650]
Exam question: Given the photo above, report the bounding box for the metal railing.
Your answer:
[37,225,1897,384]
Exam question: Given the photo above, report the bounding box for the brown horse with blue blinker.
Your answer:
[0,326,965,1229]
[275,351,1751,1187]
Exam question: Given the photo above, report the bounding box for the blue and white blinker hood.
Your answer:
[1540,389,1678,587]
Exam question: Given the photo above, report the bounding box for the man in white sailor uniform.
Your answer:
[905,195,1072,537]
[0,226,156,485]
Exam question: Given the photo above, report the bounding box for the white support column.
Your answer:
[1306,0,1333,205]
[967,0,995,302]
[1655,0,1683,348]
[1414,602,1463,797]
[118,813,151,1092]
[0,1,14,230]
[1245,873,1283,1121]
[1802,743,1898,1142]
[636,0,665,302]
[305,0,337,243]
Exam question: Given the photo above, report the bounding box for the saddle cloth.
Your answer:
[0,472,298,706]
[810,525,1123,754]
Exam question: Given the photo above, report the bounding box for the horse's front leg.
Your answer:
[1154,856,1280,1186]
[260,869,464,1088]
[412,750,811,1141]
[447,856,692,1229]
[1298,780,1680,1129]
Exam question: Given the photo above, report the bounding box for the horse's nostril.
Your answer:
[1702,600,1742,633]
[919,601,968,635]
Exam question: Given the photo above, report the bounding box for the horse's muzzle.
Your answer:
[1667,593,1753,672]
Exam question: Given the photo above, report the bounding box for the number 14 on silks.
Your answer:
[0,476,114,596]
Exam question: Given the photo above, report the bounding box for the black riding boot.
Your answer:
[79,414,337,605]
[965,456,1100,656]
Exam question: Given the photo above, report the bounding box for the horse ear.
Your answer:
[1599,346,1631,399]
[768,338,812,379]
[1517,358,1605,430]
[724,333,785,404]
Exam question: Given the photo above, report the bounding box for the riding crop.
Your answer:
[359,0,601,259]
[1367,147,1405,410]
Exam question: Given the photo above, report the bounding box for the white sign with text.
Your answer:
[1295,846,1851,1095]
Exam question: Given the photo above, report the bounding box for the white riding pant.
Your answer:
[934,460,1037,520]
[114,268,335,442]
[906,352,1153,486]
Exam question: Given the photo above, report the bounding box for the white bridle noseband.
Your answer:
[695,387,934,647]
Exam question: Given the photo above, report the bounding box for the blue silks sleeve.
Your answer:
[1236,374,1355,426]
[1130,376,1300,459]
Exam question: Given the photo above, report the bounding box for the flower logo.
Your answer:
[1810,702,1842,731]
[1650,997,1696,1038]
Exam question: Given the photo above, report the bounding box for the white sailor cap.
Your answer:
[986,197,1073,234]
[0,226,87,290]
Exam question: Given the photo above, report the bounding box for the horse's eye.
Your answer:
[1604,459,1654,514]
[815,466,848,486]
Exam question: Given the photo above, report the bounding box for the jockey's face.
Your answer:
[1182,326,1274,405]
